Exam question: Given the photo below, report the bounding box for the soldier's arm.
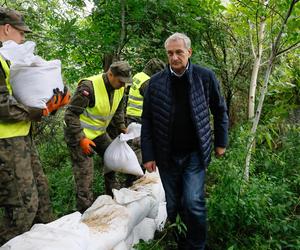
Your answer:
[139,79,150,97]
[110,95,126,133]
[0,63,43,122]
[64,80,94,144]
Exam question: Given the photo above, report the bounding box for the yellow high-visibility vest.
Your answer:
[0,56,31,139]
[79,74,124,140]
[126,72,150,117]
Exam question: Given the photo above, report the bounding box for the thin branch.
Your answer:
[236,0,256,12]
[273,0,298,55]
[276,41,300,56]
[266,2,285,20]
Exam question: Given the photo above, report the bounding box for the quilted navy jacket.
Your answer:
[141,62,229,168]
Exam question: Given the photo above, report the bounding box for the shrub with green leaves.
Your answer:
[207,125,300,250]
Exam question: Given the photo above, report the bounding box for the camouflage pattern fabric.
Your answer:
[67,132,118,213]
[68,144,94,213]
[142,58,166,77]
[0,135,53,245]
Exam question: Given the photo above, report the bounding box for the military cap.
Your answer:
[143,58,166,76]
[0,8,31,32]
[110,61,132,83]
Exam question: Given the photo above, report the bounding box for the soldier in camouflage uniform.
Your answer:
[0,8,70,245]
[64,61,132,213]
[124,58,165,186]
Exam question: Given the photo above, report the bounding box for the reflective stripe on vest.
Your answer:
[0,56,31,139]
[126,72,150,117]
[79,74,124,140]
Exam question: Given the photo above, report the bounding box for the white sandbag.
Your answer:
[125,194,158,234]
[130,170,166,203]
[113,188,148,205]
[120,122,141,141]
[113,241,128,250]
[155,202,168,231]
[2,212,89,250]
[104,123,143,176]
[81,195,130,250]
[0,40,64,108]
[124,218,156,250]
[132,218,157,243]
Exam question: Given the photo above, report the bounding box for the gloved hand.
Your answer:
[80,137,96,155]
[42,87,71,116]
[42,88,63,116]
[60,86,71,107]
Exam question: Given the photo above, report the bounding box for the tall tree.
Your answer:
[244,0,300,180]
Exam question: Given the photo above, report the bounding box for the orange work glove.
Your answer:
[60,86,71,107]
[80,137,96,155]
[42,88,63,116]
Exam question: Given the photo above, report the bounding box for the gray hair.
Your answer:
[164,32,191,50]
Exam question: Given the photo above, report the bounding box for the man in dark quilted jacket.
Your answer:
[141,32,229,250]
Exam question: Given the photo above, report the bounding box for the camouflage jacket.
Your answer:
[64,73,126,145]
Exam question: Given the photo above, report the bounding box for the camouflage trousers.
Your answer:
[67,133,118,213]
[0,135,53,246]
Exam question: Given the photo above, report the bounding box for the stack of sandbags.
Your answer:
[1,212,89,250]
[1,171,167,250]
[124,170,167,248]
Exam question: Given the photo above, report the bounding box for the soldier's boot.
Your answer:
[104,172,120,197]
[124,174,139,188]
[124,164,145,188]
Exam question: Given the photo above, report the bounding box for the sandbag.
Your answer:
[0,40,64,108]
[2,212,89,250]
[81,195,130,250]
[130,171,167,231]
[104,123,143,176]
[130,170,166,203]
[113,189,158,236]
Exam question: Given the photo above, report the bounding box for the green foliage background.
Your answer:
[1,0,299,249]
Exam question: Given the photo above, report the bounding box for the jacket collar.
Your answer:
[169,61,190,77]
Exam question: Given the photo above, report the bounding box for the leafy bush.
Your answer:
[207,125,300,250]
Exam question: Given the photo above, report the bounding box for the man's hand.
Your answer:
[80,137,96,155]
[215,147,226,158]
[143,161,157,173]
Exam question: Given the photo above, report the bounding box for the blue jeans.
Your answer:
[159,151,206,250]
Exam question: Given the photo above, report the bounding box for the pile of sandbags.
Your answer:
[1,171,167,250]
[0,212,89,250]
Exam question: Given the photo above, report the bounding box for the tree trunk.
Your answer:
[245,60,273,180]
[244,0,298,180]
[248,0,268,120]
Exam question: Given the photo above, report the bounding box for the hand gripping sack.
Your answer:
[0,40,64,108]
[104,123,143,176]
